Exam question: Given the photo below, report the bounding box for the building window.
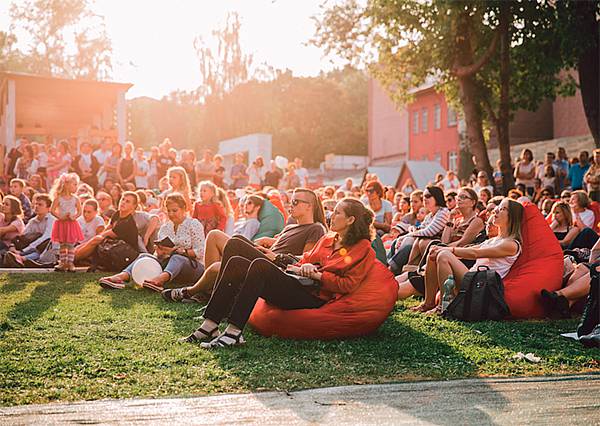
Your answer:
[412,111,419,134]
[447,107,457,126]
[421,108,428,133]
[448,151,458,172]
[434,104,441,129]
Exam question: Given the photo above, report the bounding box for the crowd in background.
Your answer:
[1,136,599,347]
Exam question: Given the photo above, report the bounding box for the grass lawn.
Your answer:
[0,273,598,406]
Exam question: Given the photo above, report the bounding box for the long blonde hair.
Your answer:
[50,172,79,199]
[216,187,233,217]
[167,166,192,195]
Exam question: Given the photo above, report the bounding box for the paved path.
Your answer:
[1,374,600,425]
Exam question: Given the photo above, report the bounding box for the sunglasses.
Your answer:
[423,193,432,198]
[291,199,310,207]
[456,194,473,201]
[365,188,376,194]
[542,192,551,197]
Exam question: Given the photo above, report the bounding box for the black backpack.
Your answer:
[95,239,139,272]
[443,266,510,321]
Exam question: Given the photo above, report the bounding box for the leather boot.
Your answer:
[577,265,600,337]
[580,324,600,348]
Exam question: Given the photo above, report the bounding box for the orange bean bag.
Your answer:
[248,260,399,340]
[503,203,563,319]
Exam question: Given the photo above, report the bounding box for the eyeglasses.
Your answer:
[291,199,310,207]
[456,194,473,201]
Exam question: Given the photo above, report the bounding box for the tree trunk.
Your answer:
[497,0,515,194]
[457,76,493,179]
[454,12,493,179]
[575,0,599,147]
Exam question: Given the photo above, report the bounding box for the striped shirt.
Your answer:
[407,207,450,238]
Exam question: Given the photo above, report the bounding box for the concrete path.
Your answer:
[1,374,599,425]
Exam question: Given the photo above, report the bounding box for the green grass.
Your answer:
[0,273,598,406]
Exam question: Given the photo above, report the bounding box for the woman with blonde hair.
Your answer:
[415,198,523,314]
[192,180,227,236]
[216,187,235,235]
[549,202,579,248]
[162,166,192,212]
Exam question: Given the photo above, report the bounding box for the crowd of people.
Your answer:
[1,137,599,348]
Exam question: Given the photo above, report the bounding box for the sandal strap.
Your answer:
[205,332,244,348]
[180,326,218,343]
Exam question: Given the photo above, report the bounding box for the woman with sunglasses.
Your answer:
[181,198,385,348]
[396,187,484,300]
[363,181,393,235]
[415,198,523,314]
[162,189,327,304]
[388,186,450,274]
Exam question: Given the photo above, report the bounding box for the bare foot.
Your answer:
[100,272,130,284]
[424,305,442,316]
[409,302,436,312]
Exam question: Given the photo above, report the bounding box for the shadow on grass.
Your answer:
[1,274,86,337]
[206,314,508,425]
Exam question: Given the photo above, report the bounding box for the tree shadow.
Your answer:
[1,274,86,337]
[208,317,509,424]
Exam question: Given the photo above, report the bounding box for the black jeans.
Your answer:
[204,256,325,330]
[214,235,269,286]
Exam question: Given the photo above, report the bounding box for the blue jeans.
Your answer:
[124,253,205,287]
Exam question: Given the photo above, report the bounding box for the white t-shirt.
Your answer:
[515,161,536,188]
[471,237,521,279]
[77,215,105,243]
[441,177,460,191]
[134,159,149,188]
[295,167,309,186]
[575,209,595,229]
[367,199,393,224]
[94,149,110,166]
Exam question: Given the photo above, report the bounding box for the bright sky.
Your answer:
[0,0,342,99]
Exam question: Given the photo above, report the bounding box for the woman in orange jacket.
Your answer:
[180,198,378,348]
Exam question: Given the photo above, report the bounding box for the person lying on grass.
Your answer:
[412,198,523,315]
[180,198,380,348]
[98,193,205,291]
[161,188,326,303]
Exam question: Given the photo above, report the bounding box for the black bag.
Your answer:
[96,239,139,272]
[443,266,510,321]
[13,232,43,251]
[284,272,321,290]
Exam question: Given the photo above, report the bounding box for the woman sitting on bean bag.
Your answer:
[414,198,523,314]
[179,198,378,348]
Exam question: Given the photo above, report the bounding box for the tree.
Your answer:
[312,0,590,190]
[8,0,112,79]
[193,12,254,101]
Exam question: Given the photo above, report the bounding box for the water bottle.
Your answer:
[441,275,455,312]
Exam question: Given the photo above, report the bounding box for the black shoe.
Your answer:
[541,290,570,319]
[580,324,600,348]
[578,271,600,337]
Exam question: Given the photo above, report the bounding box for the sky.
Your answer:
[0,0,344,99]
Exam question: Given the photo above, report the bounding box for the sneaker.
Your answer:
[99,278,126,290]
[161,288,186,302]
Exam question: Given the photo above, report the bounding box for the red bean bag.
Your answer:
[503,203,563,319]
[248,261,399,340]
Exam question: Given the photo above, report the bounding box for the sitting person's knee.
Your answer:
[248,258,271,273]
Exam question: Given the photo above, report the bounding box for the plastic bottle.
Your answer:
[441,275,455,312]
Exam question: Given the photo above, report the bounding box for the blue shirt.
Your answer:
[568,163,590,190]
